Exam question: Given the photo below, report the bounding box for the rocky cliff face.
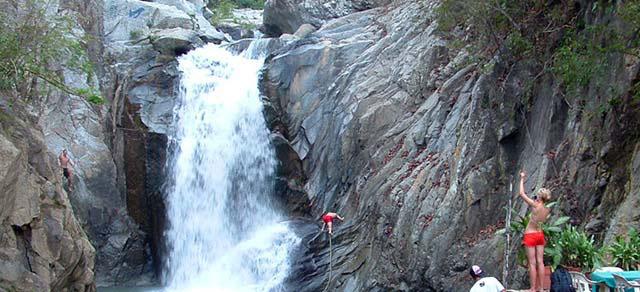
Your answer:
[261,0,640,291]
[0,104,96,292]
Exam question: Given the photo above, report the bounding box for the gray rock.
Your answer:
[215,8,263,41]
[150,27,205,56]
[263,0,391,36]
[0,105,95,292]
[262,0,640,290]
[293,23,316,38]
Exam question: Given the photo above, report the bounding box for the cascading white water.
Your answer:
[163,43,300,292]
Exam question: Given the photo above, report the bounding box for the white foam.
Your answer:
[162,43,300,292]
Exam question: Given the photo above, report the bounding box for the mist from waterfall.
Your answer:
[162,43,300,292]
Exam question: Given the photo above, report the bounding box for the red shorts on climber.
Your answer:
[322,215,333,223]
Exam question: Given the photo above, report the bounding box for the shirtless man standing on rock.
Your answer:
[59,149,75,190]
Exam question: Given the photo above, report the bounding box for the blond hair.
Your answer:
[538,188,551,202]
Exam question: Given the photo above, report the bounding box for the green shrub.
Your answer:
[0,0,103,104]
[606,227,640,271]
[434,0,640,103]
[129,30,143,40]
[550,31,599,96]
[208,0,264,10]
[434,0,575,62]
[209,0,236,26]
[546,226,602,271]
[234,0,264,9]
[75,88,104,104]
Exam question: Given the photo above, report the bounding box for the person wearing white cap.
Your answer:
[469,265,506,292]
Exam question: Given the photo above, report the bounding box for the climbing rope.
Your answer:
[322,234,333,292]
[502,180,513,286]
[519,106,560,175]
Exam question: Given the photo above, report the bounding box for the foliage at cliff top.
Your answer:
[208,0,261,28]
[434,0,640,103]
[208,0,265,10]
[0,0,103,104]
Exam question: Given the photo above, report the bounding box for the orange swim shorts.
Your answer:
[523,231,546,247]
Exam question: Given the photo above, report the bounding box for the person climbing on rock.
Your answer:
[519,171,551,292]
[59,149,75,190]
[469,265,506,292]
[321,212,344,235]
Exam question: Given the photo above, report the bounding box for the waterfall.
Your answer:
[162,43,300,292]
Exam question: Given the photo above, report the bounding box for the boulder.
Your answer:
[151,28,205,56]
[104,0,224,43]
[216,8,263,41]
[293,23,316,38]
[262,0,390,36]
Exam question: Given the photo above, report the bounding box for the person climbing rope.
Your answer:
[320,212,344,235]
[320,212,343,292]
[59,149,75,190]
[519,171,551,292]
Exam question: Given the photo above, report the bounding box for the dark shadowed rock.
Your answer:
[151,28,205,56]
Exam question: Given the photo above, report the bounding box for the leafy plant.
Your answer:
[234,0,264,9]
[606,227,640,271]
[550,30,600,97]
[129,30,143,40]
[545,226,602,271]
[434,0,576,63]
[75,88,104,104]
[208,0,237,26]
[207,0,265,10]
[0,0,103,104]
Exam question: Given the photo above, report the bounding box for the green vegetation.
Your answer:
[0,0,104,104]
[207,0,263,27]
[232,0,265,9]
[434,0,640,103]
[209,0,236,26]
[434,0,573,62]
[545,226,602,271]
[497,209,640,272]
[208,0,265,10]
[606,227,640,271]
[75,88,104,104]
[129,30,143,40]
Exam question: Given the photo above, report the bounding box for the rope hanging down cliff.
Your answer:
[322,235,333,292]
[502,181,513,287]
